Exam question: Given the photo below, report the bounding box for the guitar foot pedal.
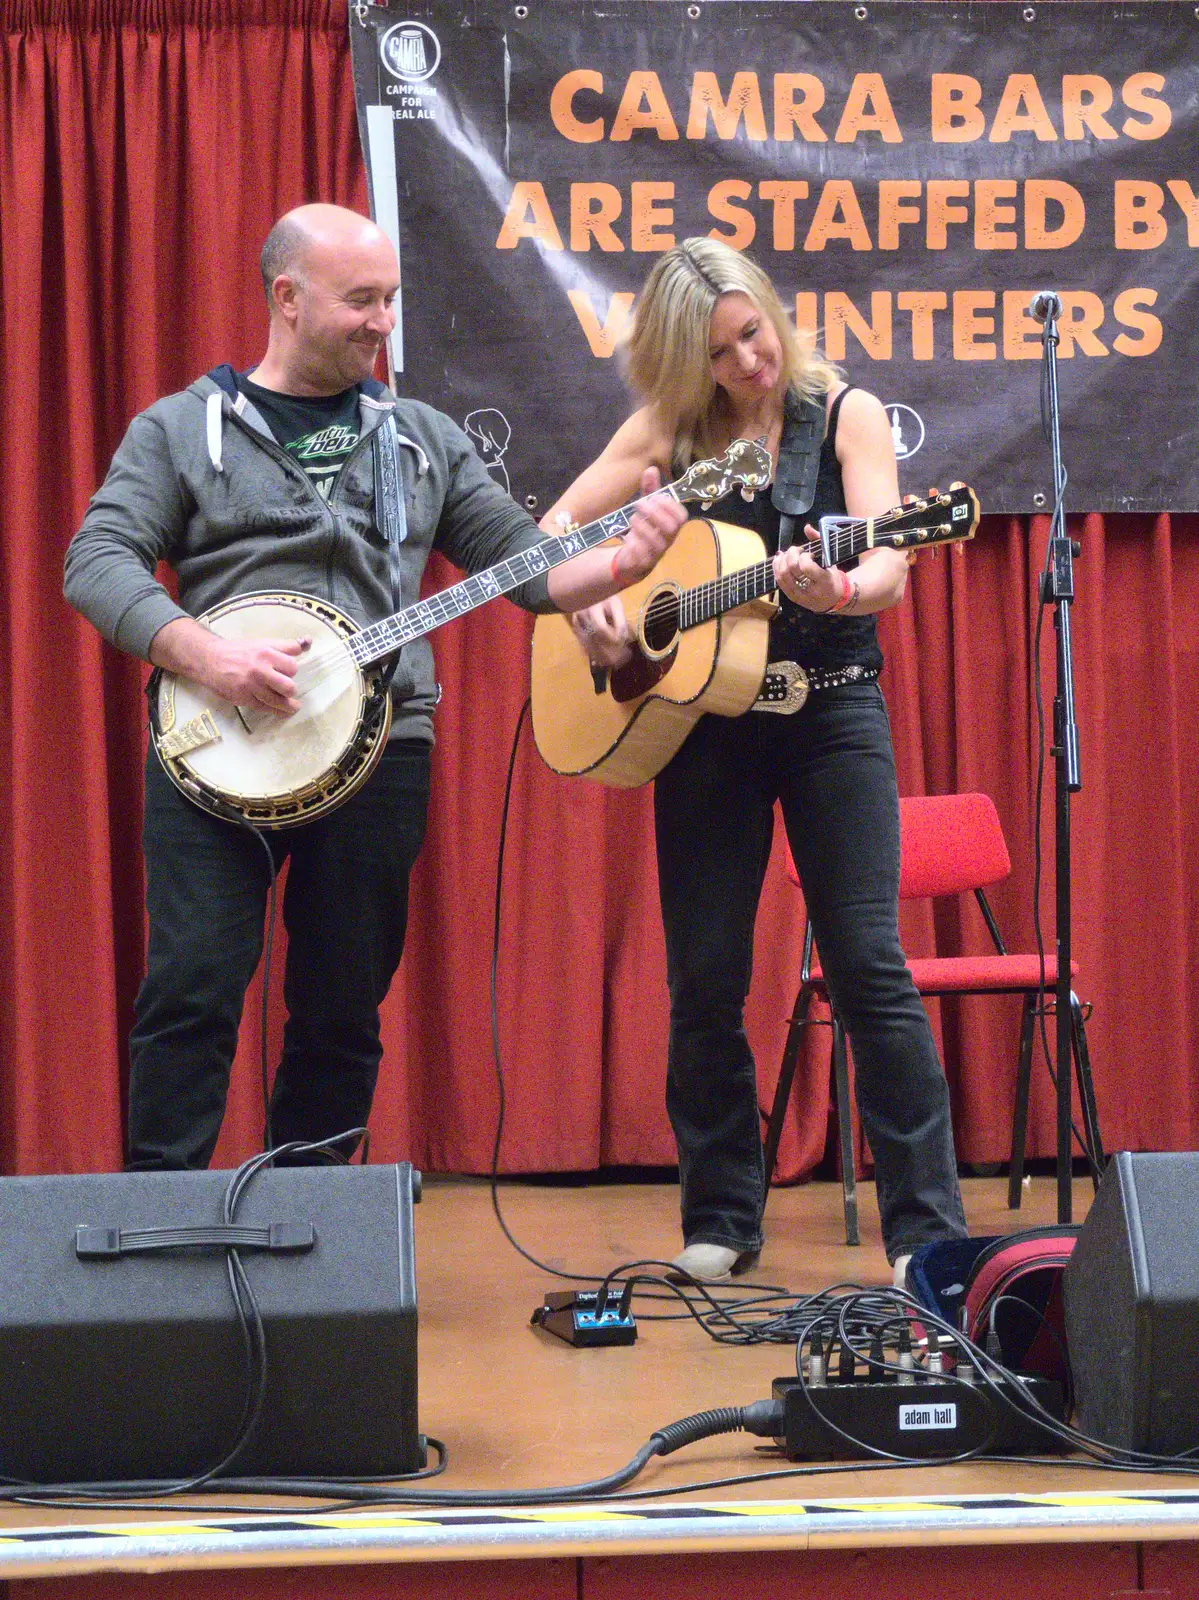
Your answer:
[531,1288,637,1348]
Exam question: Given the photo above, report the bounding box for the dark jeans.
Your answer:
[128,739,431,1170]
[654,685,967,1263]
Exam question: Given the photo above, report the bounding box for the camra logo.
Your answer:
[380,22,441,83]
[885,404,925,461]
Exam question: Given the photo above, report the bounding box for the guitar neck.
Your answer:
[348,488,682,668]
[679,515,895,631]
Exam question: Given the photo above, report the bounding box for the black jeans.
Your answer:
[654,685,967,1263]
[127,740,431,1170]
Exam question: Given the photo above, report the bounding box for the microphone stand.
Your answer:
[1036,299,1082,1223]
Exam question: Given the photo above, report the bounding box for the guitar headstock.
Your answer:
[877,482,979,552]
[673,439,773,508]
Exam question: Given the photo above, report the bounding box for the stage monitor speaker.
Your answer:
[0,1161,422,1483]
[1063,1150,1199,1456]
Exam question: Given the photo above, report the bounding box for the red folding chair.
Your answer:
[762,792,1104,1245]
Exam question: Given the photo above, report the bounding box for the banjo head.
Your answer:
[154,591,392,827]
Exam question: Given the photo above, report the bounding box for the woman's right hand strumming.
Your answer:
[569,596,636,670]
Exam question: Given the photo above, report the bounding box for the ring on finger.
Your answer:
[795,575,811,592]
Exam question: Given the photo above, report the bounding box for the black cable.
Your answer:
[586,1266,790,1342]
[982,1289,1074,1412]
[3,1409,785,1511]
[0,1440,451,1512]
[229,1403,783,1507]
[486,699,801,1333]
[22,1437,1199,1519]
[484,698,590,1283]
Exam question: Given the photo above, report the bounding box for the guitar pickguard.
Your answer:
[610,646,678,705]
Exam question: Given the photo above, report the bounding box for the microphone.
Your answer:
[1028,290,1063,323]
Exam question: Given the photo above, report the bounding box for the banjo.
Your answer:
[151,439,772,828]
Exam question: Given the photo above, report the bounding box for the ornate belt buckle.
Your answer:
[755,661,810,715]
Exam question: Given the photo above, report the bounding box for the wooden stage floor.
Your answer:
[4,1173,1199,1597]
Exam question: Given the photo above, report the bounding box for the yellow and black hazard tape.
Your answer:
[2,1488,1199,1574]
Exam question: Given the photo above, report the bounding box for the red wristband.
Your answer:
[610,550,626,588]
[827,568,853,613]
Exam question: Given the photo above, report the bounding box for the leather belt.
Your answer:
[754,661,881,715]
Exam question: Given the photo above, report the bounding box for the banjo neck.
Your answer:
[343,436,774,670]
[345,490,681,671]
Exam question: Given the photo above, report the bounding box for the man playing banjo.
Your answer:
[64,203,686,1170]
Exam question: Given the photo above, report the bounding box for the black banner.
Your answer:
[351,2,1199,514]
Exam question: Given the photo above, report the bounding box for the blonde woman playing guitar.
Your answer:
[539,239,969,1286]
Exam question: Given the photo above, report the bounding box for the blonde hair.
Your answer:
[624,238,840,470]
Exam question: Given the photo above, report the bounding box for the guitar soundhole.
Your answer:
[642,592,681,656]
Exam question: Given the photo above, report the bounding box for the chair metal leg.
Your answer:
[763,983,813,1191]
[831,1010,860,1247]
[1070,993,1105,1189]
[1008,992,1037,1209]
[764,984,858,1245]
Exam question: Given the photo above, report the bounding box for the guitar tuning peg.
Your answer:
[926,486,941,500]
[902,493,919,506]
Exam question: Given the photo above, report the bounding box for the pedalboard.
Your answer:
[771,1372,1067,1459]
[531,1289,637,1348]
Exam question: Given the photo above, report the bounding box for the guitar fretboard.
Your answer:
[347,492,678,669]
[677,515,898,631]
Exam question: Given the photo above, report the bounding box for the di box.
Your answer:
[0,1162,422,1483]
[1064,1150,1199,1456]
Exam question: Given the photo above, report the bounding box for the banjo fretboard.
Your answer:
[345,497,672,670]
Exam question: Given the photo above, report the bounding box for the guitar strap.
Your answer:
[372,413,409,699]
[772,393,827,552]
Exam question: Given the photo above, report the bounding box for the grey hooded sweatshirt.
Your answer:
[63,367,555,744]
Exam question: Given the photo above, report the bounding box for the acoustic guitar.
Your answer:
[530,484,980,788]
[150,439,772,828]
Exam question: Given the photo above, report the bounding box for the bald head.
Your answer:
[252,204,400,396]
[260,204,392,310]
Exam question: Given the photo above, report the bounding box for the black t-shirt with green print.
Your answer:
[237,374,361,503]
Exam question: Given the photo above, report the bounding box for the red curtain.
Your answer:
[2,0,1197,1182]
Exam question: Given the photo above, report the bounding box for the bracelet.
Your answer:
[610,550,626,588]
[826,568,854,613]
